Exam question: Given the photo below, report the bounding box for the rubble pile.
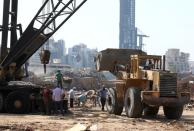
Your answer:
[177,82,190,93]
[23,69,101,91]
[177,74,194,99]
[71,77,99,91]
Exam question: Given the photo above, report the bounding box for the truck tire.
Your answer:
[124,87,143,118]
[144,106,159,116]
[106,88,123,115]
[5,91,30,114]
[0,93,4,112]
[163,105,183,119]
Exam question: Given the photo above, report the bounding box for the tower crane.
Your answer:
[137,34,149,50]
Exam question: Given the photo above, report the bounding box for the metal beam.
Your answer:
[1,0,10,62]
[1,0,87,71]
[10,0,18,48]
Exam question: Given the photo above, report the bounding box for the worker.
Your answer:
[52,85,64,115]
[69,87,76,108]
[77,91,87,107]
[55,70,63,88]
[144,59,154,70]
[30,93,36,113]
[148,59,154,69]
[96,90,101,107]
[99,85,107,111]
[61,89,68,113]
[42,84,52,115]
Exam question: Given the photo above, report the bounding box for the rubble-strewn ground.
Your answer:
[0,107,194,131]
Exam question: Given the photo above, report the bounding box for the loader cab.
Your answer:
[130,54,162,79]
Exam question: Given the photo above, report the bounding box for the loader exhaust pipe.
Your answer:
[163,55,166,71]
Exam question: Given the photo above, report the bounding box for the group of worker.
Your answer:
[41,70,70,115]
[42,84,65,115]
[41,70,108,115]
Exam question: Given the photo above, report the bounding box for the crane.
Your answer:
[137,34,149,50]
[0,0,87,113]
[137,28,149,50]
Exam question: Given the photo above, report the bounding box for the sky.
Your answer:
[0,0,194,60]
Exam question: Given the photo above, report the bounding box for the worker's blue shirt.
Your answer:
[100,89,107,98]
[78,94,86,102]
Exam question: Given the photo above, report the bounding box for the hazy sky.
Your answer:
[0,0,194,60]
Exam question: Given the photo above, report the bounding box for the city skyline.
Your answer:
[0,0,194,60]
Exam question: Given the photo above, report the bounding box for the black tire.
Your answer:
[0,93,4,112]
[124,87,143,118]
[106,88,123,115]
[144,106,159,117]
[5,91,30,114]
[163,105,184,119]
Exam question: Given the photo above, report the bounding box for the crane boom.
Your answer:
[0,0,87,114]
[0,0,87,72]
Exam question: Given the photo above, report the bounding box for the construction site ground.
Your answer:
[0,106,194,131]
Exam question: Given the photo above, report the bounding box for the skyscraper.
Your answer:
[119,0,137,49]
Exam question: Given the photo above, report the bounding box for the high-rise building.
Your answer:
[119,0,137,49]
[49,39,66,64]
[189,61,194,74]
[30,39,66,64]
[67,43,98,68]
[165,49,190,73]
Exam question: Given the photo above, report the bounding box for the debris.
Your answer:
[167,120,177,125]
[0,125,10,130]
[191,126,194,130]
[90,124,98,131]
[66,123,88,131]
[25,126,34,131]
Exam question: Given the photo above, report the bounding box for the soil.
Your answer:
[0,106,193,131]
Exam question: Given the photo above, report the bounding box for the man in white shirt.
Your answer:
[52,86,64,115]
[69,87,76,108]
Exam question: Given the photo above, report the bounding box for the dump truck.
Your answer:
[95,48,190,119]
[0,0,87,113]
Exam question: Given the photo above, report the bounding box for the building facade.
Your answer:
[119,0,137,49]
[189,61,194,74]
[67,43,97,68]
[49,39,66,64]
[30,38,66,65]
[165,49,190,73]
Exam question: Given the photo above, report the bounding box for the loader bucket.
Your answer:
[95,48,146,71]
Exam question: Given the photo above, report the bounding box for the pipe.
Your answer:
[163,55,166,71]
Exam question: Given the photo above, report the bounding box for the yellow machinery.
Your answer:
[96,49,190,119]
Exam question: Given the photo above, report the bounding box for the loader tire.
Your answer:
[163,105,183,119]
[0,93,4,112]
[106,88,123,115]
[5,91,30,114]
[125,87,143,118]
[144,106,159,117]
